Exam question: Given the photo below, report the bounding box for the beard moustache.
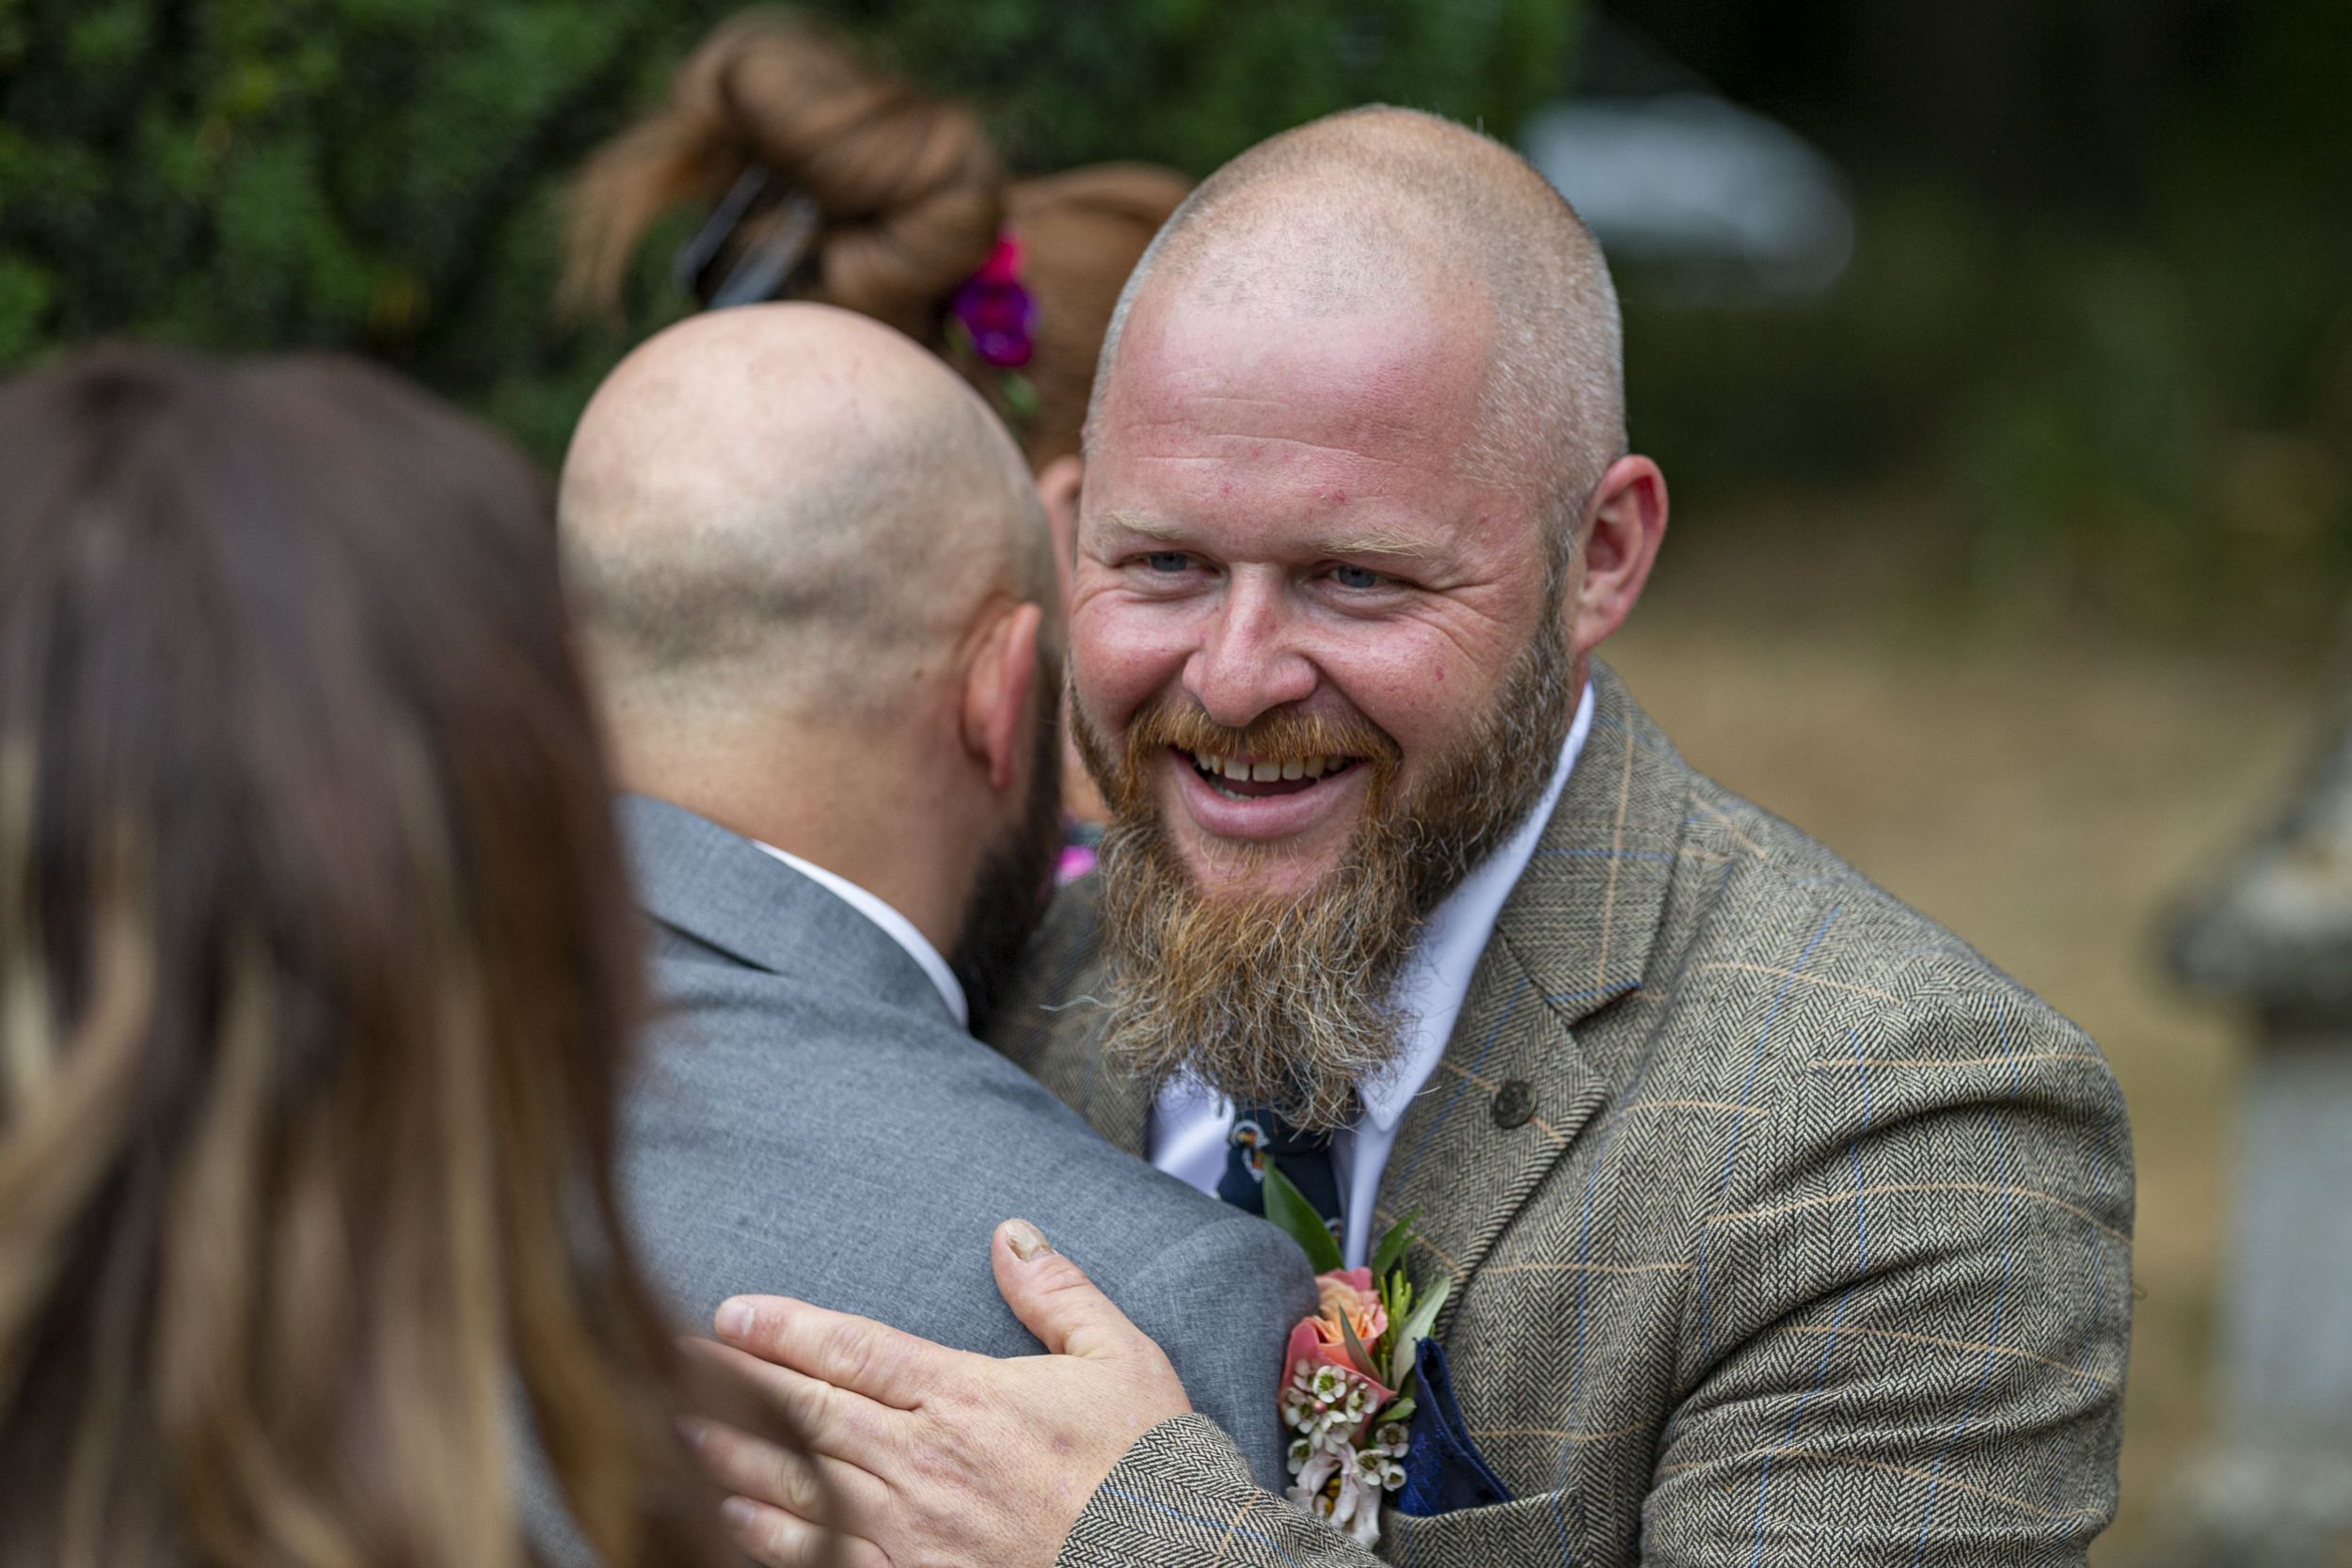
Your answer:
[1073,602,1573,1132]
[948,689,1066,1036]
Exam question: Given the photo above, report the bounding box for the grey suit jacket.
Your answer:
[614,795,1315,1488]
[989,664,2134,1567]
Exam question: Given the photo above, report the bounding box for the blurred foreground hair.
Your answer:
[0,346,734,1568]
[562,8,1189,467]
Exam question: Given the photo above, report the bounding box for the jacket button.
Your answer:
[1492,1079,1535,1130]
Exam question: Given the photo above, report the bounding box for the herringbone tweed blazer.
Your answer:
[984,664,2134,1568]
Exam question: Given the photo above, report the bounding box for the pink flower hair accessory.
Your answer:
[948,233,1037,369]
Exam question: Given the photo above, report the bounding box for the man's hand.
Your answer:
[680,1217,1195,1568]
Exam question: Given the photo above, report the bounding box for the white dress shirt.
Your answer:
[1149,682,1594,1267]
[752,841,968,1027]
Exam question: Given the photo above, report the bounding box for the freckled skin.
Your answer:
[1074,287,1555,902]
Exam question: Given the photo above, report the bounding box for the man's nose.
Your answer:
[1185,574,1316,729]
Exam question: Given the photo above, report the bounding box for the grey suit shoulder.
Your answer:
[614,795,1315,1488]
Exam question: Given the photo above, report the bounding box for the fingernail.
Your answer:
[721,1496,759,1532]
[675,1416,708,1451]
[716,1298,754,1340]
[1004,1218,1055,1260]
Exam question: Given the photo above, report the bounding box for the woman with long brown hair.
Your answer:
[0,345,744,1567]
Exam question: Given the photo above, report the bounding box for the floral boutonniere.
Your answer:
[1259,1165,1449,1549]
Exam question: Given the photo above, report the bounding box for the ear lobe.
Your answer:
[962,601,1045,793]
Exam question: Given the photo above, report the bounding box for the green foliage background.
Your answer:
[6,0,2343,630]
[0,0,1579,458]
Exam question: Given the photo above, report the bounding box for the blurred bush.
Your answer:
[0,0,1577,457]
[1625,200,2351,638]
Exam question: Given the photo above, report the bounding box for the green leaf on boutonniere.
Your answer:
[1261,1161,1343,1276]
[1380,1271,1413,1330]
[1389,1275,1452,1389]
[1335,1291,1385,1383]
[1370,1210,1420,1280]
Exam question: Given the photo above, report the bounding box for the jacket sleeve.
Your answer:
[1642,984,2133,1566]
[1109,1212,1321,1492]
[1059,1413,1384,1568]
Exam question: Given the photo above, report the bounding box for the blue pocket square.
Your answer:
[1394,1338,1514,1516]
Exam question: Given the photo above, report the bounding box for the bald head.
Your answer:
[560,303,1050,734]
[1097,106,1625,538]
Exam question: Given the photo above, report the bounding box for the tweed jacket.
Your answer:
[984,664,2134,1568]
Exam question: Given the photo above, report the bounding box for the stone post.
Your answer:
[2158,638,2352,1566]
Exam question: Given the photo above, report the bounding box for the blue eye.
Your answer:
[1143,551,1192,573]
[1331,564,1383,590]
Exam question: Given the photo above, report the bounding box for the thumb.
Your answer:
[992,1218,1148,1362]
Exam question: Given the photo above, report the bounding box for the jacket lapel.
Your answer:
[983,878,1155,1157]
[1375,664,1691,1317]
[1070,1033,1155,1158]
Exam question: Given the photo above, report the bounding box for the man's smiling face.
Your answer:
[1072,282,1556,906]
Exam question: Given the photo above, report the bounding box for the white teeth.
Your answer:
[1189,750,1353,787]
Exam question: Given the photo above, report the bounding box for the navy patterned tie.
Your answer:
[1218,1104,1344,1244]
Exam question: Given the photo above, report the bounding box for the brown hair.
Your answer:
[562,8,1190,467]
[0,346,736,1568]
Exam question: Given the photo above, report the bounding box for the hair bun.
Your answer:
[565,10,1004,336]
[566,10,1192,467]
[690,13,1011,335]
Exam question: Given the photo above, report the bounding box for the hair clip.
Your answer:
[675,167,821,309]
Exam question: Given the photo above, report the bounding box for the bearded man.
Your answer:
[691,109,2134,1568]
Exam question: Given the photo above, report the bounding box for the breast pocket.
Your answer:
[1382,1490,1592,1568]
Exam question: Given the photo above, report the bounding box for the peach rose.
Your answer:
[1281,1268,1393,1402]
[1314,1267,1390,1352]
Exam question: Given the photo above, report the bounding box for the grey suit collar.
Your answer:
[618,793,953,1022]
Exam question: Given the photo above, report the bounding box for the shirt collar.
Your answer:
[750,842,969,1027]
[1357,680,1595,1134]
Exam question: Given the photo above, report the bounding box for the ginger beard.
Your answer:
[1072,591,1573,1132]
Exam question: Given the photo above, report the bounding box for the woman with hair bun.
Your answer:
[564,9,1188,520]
[564,8,1191,841]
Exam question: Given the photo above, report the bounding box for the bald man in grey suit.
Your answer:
[556,304,1314,1511]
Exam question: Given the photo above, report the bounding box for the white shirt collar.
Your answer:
[750,841,969,1027]
[1357,680,1594,1133]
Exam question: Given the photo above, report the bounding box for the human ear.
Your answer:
[961,600,1045,794]
[1567,455,1668,657]
[1034,455,1084,614]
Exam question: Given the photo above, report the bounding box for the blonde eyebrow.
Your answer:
[1093,513,1188,544]
[1318,532,1434,561]
[1095,514,1436,562]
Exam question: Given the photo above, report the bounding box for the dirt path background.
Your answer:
[1603,499,2328,1561]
